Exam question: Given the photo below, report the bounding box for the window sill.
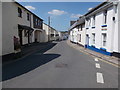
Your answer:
[101,25,107,27]
[92,26,95,29]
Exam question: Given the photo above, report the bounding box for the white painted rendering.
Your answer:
[77,24,86,46]
[2,2,18,55]
[85,2,119,53]
[69,2,120,55]
[0,2,2,56]
[43,23,49,42]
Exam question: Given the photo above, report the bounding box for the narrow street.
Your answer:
[2,41,118,88]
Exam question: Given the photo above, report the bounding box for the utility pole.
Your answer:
[48,16,51,41]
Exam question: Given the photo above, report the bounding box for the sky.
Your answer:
[19,2,102,31]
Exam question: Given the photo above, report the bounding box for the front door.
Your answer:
[18,30,23,45]
[86,34,89,46]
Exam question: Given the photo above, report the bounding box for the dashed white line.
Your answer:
[96,72,104,84]
[95,58,99,62]
[96,63,101,68]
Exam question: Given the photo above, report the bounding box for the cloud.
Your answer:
[48,9,67,15]
[71,14,82,18]
[25,5,36,10]
[88,8,93,11]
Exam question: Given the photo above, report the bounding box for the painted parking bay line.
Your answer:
[95,58,99,62]
[96,63,101,68]
[96,72,104,84]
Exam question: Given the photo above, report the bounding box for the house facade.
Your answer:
[1,2,60,56]
[69,1,120,57]
[2,2,36,55]
[85,1,120,56]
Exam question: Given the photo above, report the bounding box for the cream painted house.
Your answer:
[2,2,43,56]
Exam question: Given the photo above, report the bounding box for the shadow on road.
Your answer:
[2,53,61,81]
[2,42,61,81]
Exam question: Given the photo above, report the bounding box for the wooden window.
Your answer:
[18,7,22,17]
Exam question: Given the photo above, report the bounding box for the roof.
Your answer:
[68,21,77,31]
[85,2,108,16]
[15,2,43,21]
[69,16,85,31]
[76,17,85,26]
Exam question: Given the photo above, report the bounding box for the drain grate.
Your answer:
[55,63,68,68]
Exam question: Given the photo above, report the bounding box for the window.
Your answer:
[93,15,95,26]
[27,13,30,21]
[92,33,95,44]
[102,33,107,47]
[81,25,82,31]
[36,18,38,25]
[18,7,22,17]
[103,10,107,24]
[89,18,91,27]
[79,34,81,42]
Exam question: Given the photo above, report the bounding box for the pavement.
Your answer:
[67,40,120,67]
[2,40,119,88]
[2,42,57,66]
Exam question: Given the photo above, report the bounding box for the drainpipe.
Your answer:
[110,2,118,54]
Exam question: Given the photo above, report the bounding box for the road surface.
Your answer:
[2,41,118,88]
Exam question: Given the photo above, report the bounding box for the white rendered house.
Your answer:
[84,1,120,56]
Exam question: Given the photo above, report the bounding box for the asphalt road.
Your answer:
[2,41,118,88]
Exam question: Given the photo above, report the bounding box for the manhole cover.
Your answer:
[55,63,68,68]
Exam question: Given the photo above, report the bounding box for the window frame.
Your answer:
[18,7,22,18]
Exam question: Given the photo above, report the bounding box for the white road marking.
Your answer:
[95,58,99,62]
[96,63,101,68]
[96,72,104,84]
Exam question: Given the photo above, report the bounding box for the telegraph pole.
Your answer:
[48,16,51,41]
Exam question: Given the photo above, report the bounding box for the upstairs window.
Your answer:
[93,15,96,26]
[103,10,107,24]
[18,7,22,17]
[81,25,82,31]
[27,13,30,21]
[36,18,38,25]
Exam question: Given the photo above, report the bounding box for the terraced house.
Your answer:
[1,1,60,56]
[69,1,120,57]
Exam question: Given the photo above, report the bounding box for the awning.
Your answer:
[18,24,34,31]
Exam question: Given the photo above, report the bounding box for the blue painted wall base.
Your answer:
[85,45,112,56]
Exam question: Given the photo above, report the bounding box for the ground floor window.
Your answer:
[92,33,95,45]
[102,33,107,47]
[79,34,81,42]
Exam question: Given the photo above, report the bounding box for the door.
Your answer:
[18,30,23,45]
[86,34,89,46]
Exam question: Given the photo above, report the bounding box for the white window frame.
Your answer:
[102,33,107,47]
